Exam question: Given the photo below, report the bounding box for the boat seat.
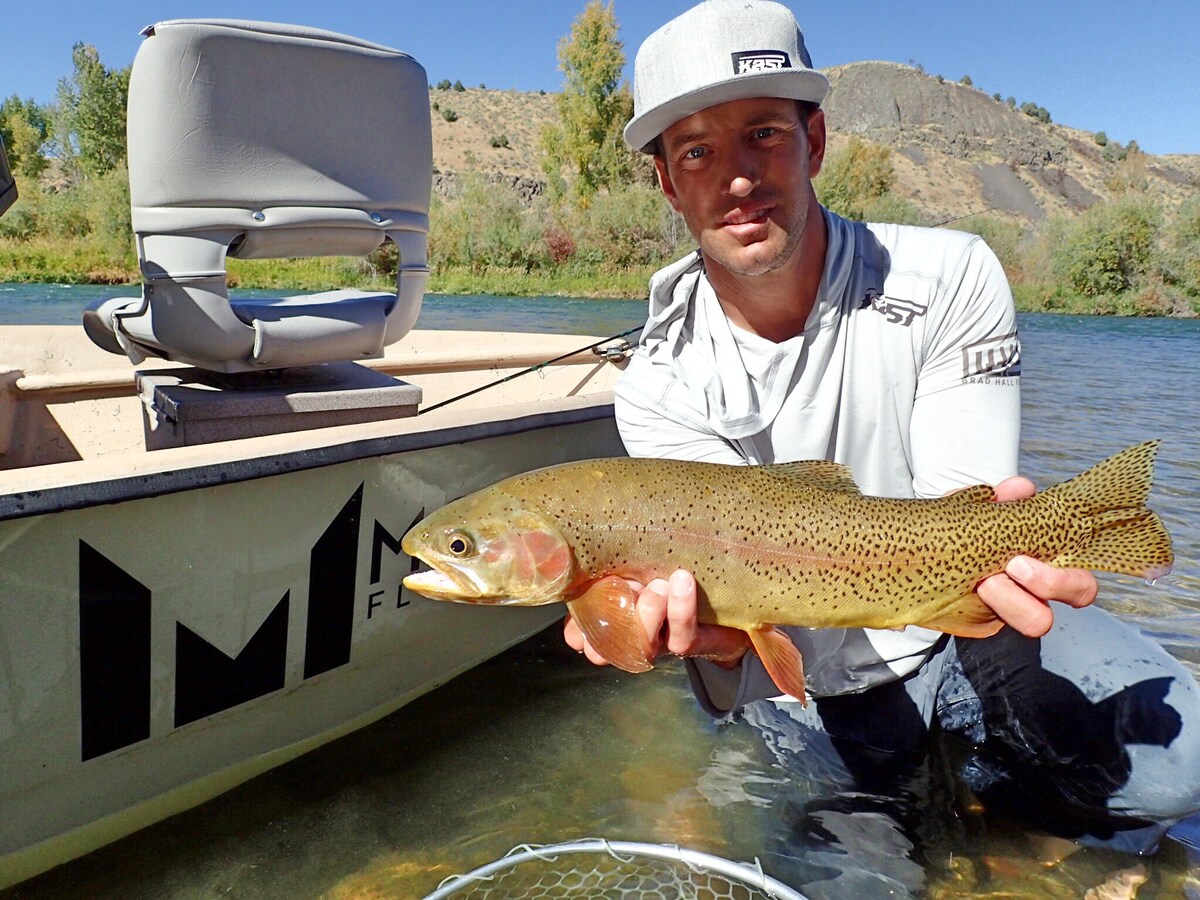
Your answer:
[83,19,432,373]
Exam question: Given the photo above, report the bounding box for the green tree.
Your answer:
[0,95,50,179]
[53,43,131,178]
[540,0,640,207]
[815,137,897,220]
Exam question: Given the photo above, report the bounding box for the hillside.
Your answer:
[429,63,1200,227]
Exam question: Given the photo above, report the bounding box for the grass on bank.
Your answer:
[0,237,658,298]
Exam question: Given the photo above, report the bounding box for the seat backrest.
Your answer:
[83,19,432,372]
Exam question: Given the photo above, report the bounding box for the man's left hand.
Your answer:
[975,476,1098,637]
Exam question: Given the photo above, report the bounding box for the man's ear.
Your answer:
[806,108,827,179]
[654,155,682,212]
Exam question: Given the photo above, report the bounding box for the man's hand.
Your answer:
[975,476,1098,637]
[563,568,750,668]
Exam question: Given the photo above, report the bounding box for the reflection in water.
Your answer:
[2,313,1199,899]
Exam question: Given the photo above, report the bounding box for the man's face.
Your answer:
[654,97,825,279]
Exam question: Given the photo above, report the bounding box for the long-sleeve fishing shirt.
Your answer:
[614,207,1022,713]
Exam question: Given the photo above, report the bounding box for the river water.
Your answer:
[2,284,1198,898]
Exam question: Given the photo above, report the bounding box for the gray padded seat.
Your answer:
[83,19,432,372]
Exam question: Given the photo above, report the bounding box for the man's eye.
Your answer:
[754,127,777,139]
[684,146,705,159]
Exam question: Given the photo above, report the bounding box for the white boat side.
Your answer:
[0,324,629,888]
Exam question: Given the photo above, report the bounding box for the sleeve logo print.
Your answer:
[962,332,1021,383]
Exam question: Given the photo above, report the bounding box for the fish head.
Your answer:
[401,488,575,606]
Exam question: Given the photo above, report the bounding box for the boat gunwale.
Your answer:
[0,394,616,522]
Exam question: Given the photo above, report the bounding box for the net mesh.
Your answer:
[424,839,806,900]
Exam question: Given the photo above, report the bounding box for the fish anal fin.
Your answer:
[760,460,862,495]
[567,577,654,675]
[919,595,1004,639]
[747,625,808,706]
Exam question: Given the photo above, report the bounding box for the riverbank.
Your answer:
[2,237,1196,315]
[0,238,657,299]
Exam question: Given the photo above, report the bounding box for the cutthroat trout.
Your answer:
[401,441,1173,703]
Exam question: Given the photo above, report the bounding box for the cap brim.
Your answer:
[624,69,829,153]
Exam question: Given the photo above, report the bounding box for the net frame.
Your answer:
[423,838,808,899]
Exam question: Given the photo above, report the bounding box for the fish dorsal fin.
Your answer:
[759,460,862,495]
[944,484,997,504]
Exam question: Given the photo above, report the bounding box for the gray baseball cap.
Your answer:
[624,0,830,153]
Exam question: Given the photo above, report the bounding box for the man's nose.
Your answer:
[725,148,760,197]
[729,175,757,197]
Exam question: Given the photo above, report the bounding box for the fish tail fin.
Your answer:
[747,626,808,706]
[1044,440,1174,580]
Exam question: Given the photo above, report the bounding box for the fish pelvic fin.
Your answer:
[1043,440,1174,581]
[747,626,808,706]
[918,595,1005,638]
[566,577,654,675]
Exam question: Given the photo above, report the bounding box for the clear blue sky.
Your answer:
[2,0,1196,155]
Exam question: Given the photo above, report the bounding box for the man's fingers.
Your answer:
[1007,555,1097,608]
[638,579,670,654]
[664,569,699,655]
[976,572,1053,638]
[976,556,1099,638]
[992,475,1036,503]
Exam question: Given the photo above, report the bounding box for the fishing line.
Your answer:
[931,206,1002,228]
[417,324,644,415]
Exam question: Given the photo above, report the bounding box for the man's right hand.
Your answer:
[563,568,750,668]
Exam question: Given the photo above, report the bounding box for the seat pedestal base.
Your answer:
[137,362,422,451]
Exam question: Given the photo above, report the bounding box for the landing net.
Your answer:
[423,838,807,899]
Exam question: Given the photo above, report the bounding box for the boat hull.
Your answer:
[0,402,622,887]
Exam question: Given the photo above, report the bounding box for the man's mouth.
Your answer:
[723,205,771,226]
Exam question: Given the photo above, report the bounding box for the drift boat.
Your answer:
[0,20,628,888]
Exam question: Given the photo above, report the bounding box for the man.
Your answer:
[564,0,1200,891]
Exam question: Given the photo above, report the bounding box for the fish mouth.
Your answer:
[402,563,494,603]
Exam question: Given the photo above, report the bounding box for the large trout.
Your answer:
[402,441,1173,703]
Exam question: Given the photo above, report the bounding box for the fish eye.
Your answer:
[446,531,475,557]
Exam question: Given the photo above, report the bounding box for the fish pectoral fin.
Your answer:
[747,626,808,706]
[567,577,654,675]
[918,595,1004,638]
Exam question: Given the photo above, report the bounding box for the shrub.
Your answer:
[815,137,896,220]
[543,226,576,264]
[489,134,510,149]
[567,184,688,268]
[1161,196,1200,298]
[440,107,458,123]
[429,173,546,273]
[1052,198,1160,297]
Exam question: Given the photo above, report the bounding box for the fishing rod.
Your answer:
[417,324,644,415]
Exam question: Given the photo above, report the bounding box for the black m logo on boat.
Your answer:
[78,485,367,761]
